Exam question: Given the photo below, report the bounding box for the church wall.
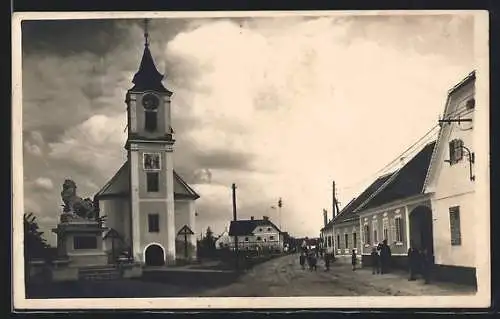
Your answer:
[139,201,169,262]
[99,198,132,252]
[174,200,197,259]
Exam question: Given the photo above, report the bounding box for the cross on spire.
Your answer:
[144,18,150,47]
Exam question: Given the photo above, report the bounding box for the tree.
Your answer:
[24,212,50,261]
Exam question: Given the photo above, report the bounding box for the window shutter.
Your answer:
[449,140,456,163]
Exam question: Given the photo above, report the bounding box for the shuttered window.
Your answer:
[449,139,464,164]
[344,233,349,249]
[394,217,404,242]
[363,225,370,244]
[449,206,462,246]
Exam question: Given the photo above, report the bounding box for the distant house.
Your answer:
[423,71,477,285]
[228,216,283,251]
[215,228,231,249]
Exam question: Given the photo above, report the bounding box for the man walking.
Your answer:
[379,239,392,274]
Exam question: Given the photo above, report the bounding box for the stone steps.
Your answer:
[78,265,121,281]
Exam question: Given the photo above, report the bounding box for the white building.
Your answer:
[228,216,283,252]
[423,71,477,285]
[95,25,200,266]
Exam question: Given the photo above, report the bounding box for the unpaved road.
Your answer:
[200,253,477,297]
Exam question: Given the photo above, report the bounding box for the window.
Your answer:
[449,139,464,164]
[270,236,275,240]
[73,236,97,250]
[143,153,161,170]
[337,235,340,250]
[372,220,378,244]
[148,214,159,232]
[395,217,403,242]
[145,110,157,132]
[267,227,271,231]
[344,233,349,249]
[363,224,370,244]
[259,228,262,232]
[146,172,159,192]
[466,98,475,110]
[244,237,249,242]
[257,236,262,241]
[383,219,389,242]
[353,233,357,248]
[449,206,462,245]
[328,236,332,247]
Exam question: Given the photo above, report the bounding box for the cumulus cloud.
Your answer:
[33,177,54,191]
[21,15,475,239]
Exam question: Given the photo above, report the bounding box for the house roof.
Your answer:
[228,219,282,236]
[95,160,200,200]
[329,172,395,226]
[358,141,436,211]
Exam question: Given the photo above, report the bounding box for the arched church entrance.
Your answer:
[409,206,434,261]
[144,244,165,266]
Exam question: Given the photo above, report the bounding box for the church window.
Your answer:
[143,153,161,170]
[145,110,157,132]
[449,206,462,246]
[449,139,464,165]
[148,214,160,232]
[73,236,97,250]
[146,172,159,192]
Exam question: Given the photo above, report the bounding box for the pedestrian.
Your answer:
[370,247,379,274]
[407,247,417,281]
[421,248,431,284]
[379,239,392,274]
[324,253,330,271]
[351,249,357,271]
[299,252,306,270]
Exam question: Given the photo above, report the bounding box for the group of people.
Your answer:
[370,239,393,275]
[407,246,432,284]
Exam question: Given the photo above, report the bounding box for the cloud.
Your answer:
[21,15,475,240]
[33,177,54,191]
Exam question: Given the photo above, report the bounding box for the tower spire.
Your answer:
[144,18,150,47]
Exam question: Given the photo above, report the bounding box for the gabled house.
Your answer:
[228,216,283,252]
[355,141,436,268]
[326,173,395,263]
[422,71,477,285]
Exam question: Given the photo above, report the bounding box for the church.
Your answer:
[94,22,200,266]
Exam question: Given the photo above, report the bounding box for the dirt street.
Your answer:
[200,253,477,297]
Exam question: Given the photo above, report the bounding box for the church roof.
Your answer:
[129,45,172,95]
[95,160,200,200]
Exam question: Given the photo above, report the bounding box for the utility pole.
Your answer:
[232,183,239,270]
[278,198,283,230]
[333,180,340,218]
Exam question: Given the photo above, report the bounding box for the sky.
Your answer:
[20,13,475,246]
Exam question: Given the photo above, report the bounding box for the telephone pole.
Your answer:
[333,180,340,219]
[232,183,239,270]
[278,198,283,230]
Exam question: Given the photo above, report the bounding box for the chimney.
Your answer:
[250,216,254,220]
[323,210,327,227]
[263,216,269,221]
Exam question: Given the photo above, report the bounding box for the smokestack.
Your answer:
[323,209,328,227]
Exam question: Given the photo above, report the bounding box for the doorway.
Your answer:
[145,244,165,266]
[409,206,434,259]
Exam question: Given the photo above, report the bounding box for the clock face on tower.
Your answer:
[142,93,160,110]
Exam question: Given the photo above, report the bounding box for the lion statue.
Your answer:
[60,179,97,220]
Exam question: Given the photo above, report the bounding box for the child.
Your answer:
[351,249,357,271]
[371,247,379,274]
[299,252,306,270]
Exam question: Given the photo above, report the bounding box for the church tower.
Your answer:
[125,20,176,265]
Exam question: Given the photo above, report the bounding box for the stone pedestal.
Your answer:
[52,213,108,268]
